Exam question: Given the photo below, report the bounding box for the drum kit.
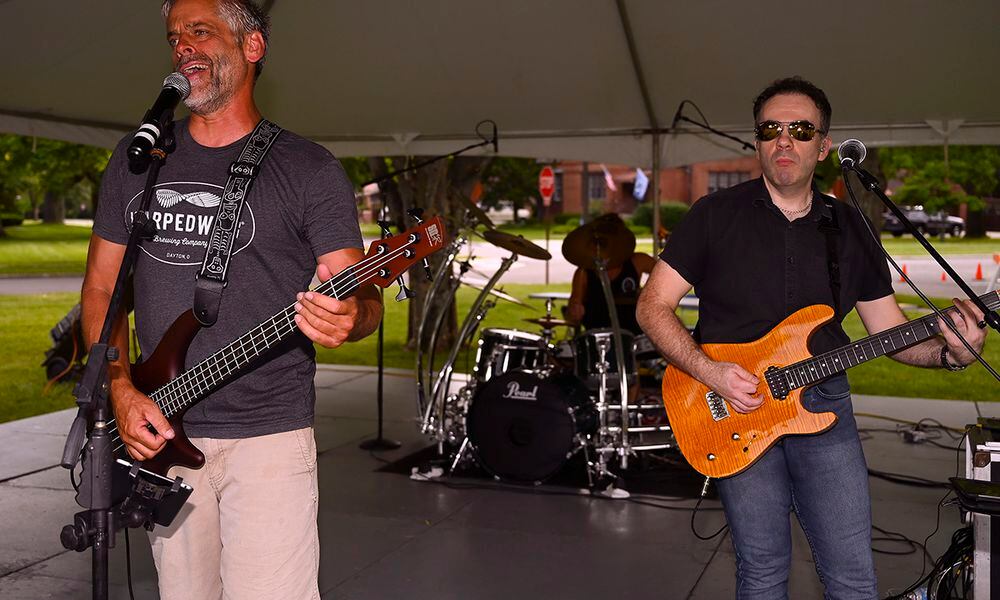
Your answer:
[414,203,674,495]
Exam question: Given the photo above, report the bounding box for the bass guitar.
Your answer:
[662,291,998,478]
[110,217,448,476]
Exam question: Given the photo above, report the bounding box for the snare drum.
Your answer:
[474,328,546,381]
[573,328,637,390]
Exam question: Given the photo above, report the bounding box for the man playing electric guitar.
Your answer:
[636,77,988,599]
[81,1,382,598]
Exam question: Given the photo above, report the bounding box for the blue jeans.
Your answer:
[715,375,877,600]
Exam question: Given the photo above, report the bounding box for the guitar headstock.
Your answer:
[362,216,448,289]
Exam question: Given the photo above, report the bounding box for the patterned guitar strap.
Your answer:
[193,119,283,327]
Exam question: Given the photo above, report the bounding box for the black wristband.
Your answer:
[940,346,967,372]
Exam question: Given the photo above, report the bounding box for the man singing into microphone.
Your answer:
[637,76,987,598]
[81,1,382,598]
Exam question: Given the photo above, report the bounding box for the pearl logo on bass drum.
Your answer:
[503,381,538,401]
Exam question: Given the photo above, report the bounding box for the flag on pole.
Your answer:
[600,164,617,192]
[633,168,649,201]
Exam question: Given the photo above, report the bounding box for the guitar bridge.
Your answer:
[706,391,730,421]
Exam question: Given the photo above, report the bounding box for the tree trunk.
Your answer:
[368,155,490,354]
[41,190,65,224]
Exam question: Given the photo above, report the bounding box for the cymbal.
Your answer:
[527,292,571,300]
[460,279,531,307]
[454,189,494,229]
[523,316,571,328]
[561,214,635,270]
[482,230,552,260]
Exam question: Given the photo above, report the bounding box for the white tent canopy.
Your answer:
[2,0,999,168]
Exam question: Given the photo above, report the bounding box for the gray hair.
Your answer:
[162,0,270,79]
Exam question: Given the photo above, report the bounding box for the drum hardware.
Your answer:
[459,278,532,307]
[415,235,468,426]
[455,187,496,230]
[427,253,518,448]
[481,229,553,261]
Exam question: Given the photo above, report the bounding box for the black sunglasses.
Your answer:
[754,120,825,142]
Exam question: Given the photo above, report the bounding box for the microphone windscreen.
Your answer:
[163,72,192,99]
[837,138,867,165]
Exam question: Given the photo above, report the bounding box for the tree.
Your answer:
[478,157,540,218]
[879,145,999,236]
[0,134,110,225]
[367,155,491,351]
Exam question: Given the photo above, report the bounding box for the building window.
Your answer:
[588,173,606,200]
[554,172,563,203]
[707,171,750,194]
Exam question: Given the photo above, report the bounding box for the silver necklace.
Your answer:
[778,198,812,218]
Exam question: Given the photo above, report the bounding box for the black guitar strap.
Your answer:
[818,194,841,316]
[193,119,283,327]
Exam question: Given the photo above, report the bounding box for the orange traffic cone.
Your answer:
[975,263,984,280]
[899,264,907,282]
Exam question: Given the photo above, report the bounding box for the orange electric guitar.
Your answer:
[109,217,447,476]
[662,291,998,479]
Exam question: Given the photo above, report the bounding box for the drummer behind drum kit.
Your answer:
[415,201,675,496]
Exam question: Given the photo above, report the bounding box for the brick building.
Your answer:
[550,156,763,216]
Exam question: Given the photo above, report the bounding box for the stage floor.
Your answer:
[0,364,996,599]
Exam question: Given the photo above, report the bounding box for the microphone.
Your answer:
[837,138,867,167]
[127,73,191,170]
[670,101,684,130]
[491,122,498,153]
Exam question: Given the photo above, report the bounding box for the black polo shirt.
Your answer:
[660,177,892,354]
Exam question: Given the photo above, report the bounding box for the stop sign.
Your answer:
[538,166,555,206]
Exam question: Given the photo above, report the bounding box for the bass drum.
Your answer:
[466,369,596,483]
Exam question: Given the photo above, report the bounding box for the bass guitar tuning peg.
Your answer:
[406,207,425,224]
[395,276,416,302]
[422,258,433,281]
[377,220,393,238]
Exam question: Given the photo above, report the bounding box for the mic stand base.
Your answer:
[359,438,403,451]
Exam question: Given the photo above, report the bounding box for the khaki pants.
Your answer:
[149,427,320,600]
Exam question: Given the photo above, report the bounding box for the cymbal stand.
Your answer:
[415,234,467,422]
[428,253,519,451]
[592,257,632,470]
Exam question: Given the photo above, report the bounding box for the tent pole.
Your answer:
[651,133,661,253]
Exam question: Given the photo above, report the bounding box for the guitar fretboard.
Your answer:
[106,230,427,456]
[776,291,998,392]
[149,271,359,420]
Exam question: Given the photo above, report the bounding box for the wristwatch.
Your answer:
[940,346,967,372]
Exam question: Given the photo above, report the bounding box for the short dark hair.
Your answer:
[752,76,832,133]
[162,0,270,79]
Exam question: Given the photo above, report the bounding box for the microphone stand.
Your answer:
[356,120,498,454]
[58,130,176,600]
[358,195,402,452]
[842,162,999,335]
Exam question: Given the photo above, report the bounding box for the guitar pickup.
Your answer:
[706,391,730,421]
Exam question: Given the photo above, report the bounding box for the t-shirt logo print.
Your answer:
[125,181,256,267]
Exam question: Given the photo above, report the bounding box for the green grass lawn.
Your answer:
[0,293,80,423]
[2,285,996,426]
[0,222,92,275]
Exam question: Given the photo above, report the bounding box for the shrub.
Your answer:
[629,201,689,231]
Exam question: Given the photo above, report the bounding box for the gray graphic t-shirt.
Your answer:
[94,119,362,438]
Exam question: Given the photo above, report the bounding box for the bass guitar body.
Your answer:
[129,310,206,476]
[661,305,838,479]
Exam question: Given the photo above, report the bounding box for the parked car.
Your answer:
[882,205,965,237]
